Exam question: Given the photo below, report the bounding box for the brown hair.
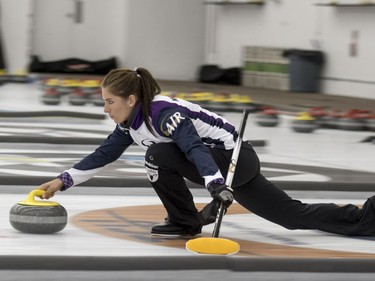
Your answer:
[101,67,161,134]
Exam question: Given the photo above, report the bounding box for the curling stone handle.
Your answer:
[25,189,45,203]
[18,189,59,207]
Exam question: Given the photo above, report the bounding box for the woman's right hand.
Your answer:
[38,178,64,199]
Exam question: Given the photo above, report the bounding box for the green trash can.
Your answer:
[283,49,324,92]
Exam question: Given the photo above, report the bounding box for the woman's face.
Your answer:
[102,87,136,124]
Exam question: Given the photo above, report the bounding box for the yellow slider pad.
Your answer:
[186,237,240,255]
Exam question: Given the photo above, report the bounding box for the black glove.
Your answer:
[198,199,221,226]
[207,180,233,208]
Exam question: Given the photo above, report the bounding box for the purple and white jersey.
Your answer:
[61,94,238,188]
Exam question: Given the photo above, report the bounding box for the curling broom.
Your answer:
[186,109,250,255]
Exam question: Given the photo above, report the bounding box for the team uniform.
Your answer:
[58,95,237,189]
[58,94,375,236]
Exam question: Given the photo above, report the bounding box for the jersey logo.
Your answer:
[141,140,156,148]
[162,112,186,136]
[145,161,159,182]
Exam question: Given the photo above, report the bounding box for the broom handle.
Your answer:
[212,109,250,238]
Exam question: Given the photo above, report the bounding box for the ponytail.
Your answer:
[135,68,160,135]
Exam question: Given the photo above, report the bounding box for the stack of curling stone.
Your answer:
[9,189,67,234]
[291,112,317,133]
[255,106,279,127]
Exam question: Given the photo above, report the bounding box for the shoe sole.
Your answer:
[150,232,201,238]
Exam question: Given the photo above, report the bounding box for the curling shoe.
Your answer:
[151,218,201,237]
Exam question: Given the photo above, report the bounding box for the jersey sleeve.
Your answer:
[157,108,224,187]
[62,125,134,187]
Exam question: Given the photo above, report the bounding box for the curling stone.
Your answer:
[320,109,342,129]
[207,92,234,112]
[255,107,279,127]
[89,88,105,106]
[231,94,258,113]
[81,79,103,106]
[80,79,101,95]
[9,189,67,234]
[68,88,88,106]
[308,107,326,128]
[291,112,317,133]
[57,78,80,95]
[337,109,366,131]
[42,78,60,91]
[366,113,375,131]
[184,92,213,108]
[41,88,61,105]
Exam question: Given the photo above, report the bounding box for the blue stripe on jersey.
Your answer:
[187,107,237,136]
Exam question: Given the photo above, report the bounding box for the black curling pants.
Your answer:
[145,142,375,236]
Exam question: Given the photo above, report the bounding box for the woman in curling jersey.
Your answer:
[38,67,375,237]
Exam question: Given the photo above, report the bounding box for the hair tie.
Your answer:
[134,68,141,78]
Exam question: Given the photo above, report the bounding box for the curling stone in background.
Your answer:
[81,79,104,106]
[9,189,67,234]
[366,112,375,132]
[308,107,326,128]
[41,78,60,92]
[319,109,343,129]
[291,112,317,133]
[40,87,61,105]
[40,78,61,105]
[354,109,372,131]
[80,79,101,95]
[185,92,213,109]
[57,78,80,95]
[231,94,258,113]
[89,88,105,106]
[207,92,234,112]
[255,107,279,127]
[359,110,372,131]
[68,88,88,106]
[337,109,367,131]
